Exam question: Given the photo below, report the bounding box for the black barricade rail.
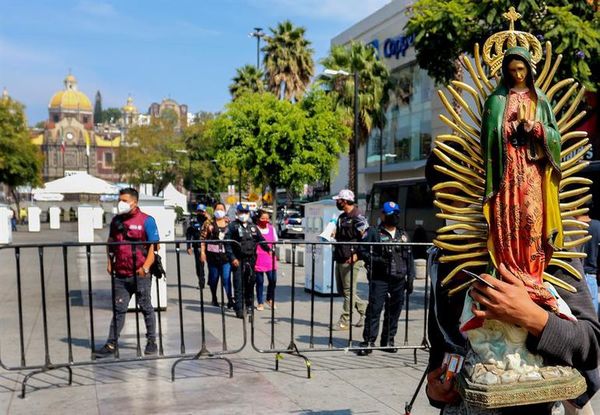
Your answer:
[0,239,432,397]
[250,241,432,378]
[0,240,245,397]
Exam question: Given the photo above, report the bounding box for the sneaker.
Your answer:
[211,298,220,307]
[95,343,116,358]
[356,341,374,356]
[227,301,234,310]
[355,315,365,327]
[144,340,158,355]
[266,300,277,310]
[332,321,350,331]
[256,303,264,311]
[235,310,244,319]
[381,339,397,353]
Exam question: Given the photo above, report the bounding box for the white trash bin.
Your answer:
[49,206,61,230]
[0,204,12,244]
[78,205,94,243]
[28,206,41,232]
[92,206,103,229]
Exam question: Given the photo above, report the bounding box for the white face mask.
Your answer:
[214,210,226,219]
[117,201,132,215]
[238,213,249,223]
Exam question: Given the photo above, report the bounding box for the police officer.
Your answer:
[187,203,208,288]
[357,201,415,355]
[225,204,268,318]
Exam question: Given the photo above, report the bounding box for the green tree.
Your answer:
[229,65,265,100]
[182,112,222,198]
[210,91,349,223]
[405,0,600,90]
[116,118,186,195]
[319,41,391,192]
[263,20,315,101]
[102,107,123,124]
[0,97,42,212]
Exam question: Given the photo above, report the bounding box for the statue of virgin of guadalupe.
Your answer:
[481,45,563,313]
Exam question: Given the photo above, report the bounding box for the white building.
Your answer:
[330,0,447,197]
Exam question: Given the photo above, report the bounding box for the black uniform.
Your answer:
[225,220,267,316]
[186,214,207,287]
[360,224,415,348]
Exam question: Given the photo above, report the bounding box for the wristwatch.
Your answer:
[143,267,149,275]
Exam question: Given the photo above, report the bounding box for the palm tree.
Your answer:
[319,41,391,192]
[262,20,315,101]
[229,65,265,100]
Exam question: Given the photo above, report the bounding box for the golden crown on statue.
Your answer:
[482,7,543,75]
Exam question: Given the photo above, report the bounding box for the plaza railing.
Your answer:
[0,239,244,397]
[249,240,432,378]
[0,238,432,397]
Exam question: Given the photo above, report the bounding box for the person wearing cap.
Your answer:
[357,201,415,355]
[332,189,369,330]
[225,203,269,318]
[186,203,208,289]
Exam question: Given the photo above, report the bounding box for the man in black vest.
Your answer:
[225,203,268,318]
[357,201,415,355]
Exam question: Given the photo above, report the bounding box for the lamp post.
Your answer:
[322,68,359,193]
[175,149,191,203]
[249,27,265,69]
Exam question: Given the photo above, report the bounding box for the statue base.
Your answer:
[457,369,586,409]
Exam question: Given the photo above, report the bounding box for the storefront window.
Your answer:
[366,64,432,167]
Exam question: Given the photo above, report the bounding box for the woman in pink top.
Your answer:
[254,210,278,311]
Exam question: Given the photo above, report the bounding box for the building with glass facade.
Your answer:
[330,0,447,197]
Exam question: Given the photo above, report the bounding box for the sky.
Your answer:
[0,0,390,124]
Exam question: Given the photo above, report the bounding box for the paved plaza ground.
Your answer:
[0,223,598,414]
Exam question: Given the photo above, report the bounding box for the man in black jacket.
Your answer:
[225,203,267,319]
[357,201,415,355]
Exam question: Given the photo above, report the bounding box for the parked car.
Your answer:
[277,210,304,238]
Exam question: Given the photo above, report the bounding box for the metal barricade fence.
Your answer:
[249,240,432,378]
[0,239,432,397]
[0,240,243,397]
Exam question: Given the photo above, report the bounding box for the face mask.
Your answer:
[238,214,249,223]
[336,201,344,211]
[258,220,269,227]
[383,215,399,227]
[117,201,132,215]
[214,210,226,219]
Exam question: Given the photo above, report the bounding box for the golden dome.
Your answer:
[122,95,137,113]
[48,73,93,112]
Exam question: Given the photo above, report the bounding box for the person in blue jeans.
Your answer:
[254,210,278,311]
[577,208,600,315]
[201,203,233,308]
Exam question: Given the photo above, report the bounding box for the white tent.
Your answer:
[32,173,119,196]
[161,183,188,213]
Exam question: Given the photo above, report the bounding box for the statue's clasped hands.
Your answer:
[518,102,536,133]
[469,264,549,337]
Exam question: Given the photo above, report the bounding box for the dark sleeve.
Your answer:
[358,228,377,264]
[526,259,600,371]
[225,224,236,262]
[254,227,270,252]
[108,218,116,239]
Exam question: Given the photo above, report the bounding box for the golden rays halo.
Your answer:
[432,8,590,294]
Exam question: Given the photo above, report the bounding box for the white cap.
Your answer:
[332,189,355,202]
